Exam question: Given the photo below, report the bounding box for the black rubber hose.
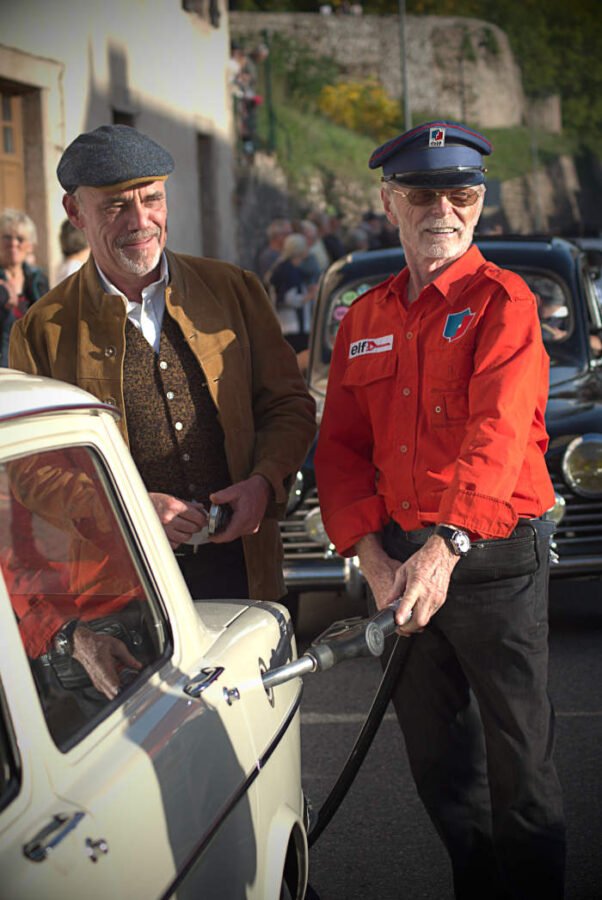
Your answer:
[308,632,413,846]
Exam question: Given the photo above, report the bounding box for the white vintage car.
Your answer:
[0,370,307,899]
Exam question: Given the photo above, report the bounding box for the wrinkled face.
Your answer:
[63,181,167,286]
[381,184,485,267]
[0,228,32,268]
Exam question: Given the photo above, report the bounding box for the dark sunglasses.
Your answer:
[381,182,482,208]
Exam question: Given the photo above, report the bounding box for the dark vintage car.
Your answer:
[281,236,602,603]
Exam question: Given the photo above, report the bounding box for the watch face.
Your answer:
[452,531,471,554]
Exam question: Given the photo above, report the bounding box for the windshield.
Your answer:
[310,268,575,398]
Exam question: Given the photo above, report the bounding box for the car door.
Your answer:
[0,417,301,899]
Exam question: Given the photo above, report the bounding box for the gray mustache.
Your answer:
[116,230,160,247]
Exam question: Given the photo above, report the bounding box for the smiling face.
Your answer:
[63,180,167,293]
[0,221,33,270]
[381,184,485,275]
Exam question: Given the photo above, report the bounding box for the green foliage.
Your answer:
[318,80,403,142]
[402,0,602,146]
[480,26,499,57]
[260,32,340,109]
[256,101,377,206]
[460,27,476,63]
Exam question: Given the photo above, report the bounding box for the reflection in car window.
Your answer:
[523,272,572,354]
[0,684,20,812]
[0,447,167,750]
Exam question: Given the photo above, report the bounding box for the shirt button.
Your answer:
[104,346,116,358]
[402,387,411,397]
[434,405,442,413]
[182,453,191,462]
[401,501,410,510]
[175,421,183,431]
[400,445,408,454]
[159,360,168,370]
[166,390,175,400]
[188,483,196,493]
[406,332,413,340]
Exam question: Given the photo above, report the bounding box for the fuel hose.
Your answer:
[308,628,413,846]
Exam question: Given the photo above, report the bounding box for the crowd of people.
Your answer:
[252,208,400,359]
[228,40,266,163]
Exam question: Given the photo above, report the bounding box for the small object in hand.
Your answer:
[119,667,139,688]
[208,503,233,535]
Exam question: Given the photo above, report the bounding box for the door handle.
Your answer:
[24,811,86,862]
[184,666,224,698]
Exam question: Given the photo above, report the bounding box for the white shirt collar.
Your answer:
[95,254,169,352]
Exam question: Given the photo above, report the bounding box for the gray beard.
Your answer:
[115,244,161,276]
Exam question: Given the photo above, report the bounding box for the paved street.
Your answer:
[297,581,602,899]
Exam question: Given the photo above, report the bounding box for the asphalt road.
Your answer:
[296,581,602,900]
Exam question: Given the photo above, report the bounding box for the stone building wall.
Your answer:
[230,11,526,128]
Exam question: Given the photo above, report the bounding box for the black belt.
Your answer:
[398,518,536,546]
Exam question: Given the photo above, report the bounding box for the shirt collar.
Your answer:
[384,243,485,307]
[94,252,169,302]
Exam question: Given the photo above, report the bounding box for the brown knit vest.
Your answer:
[123,313,231,504]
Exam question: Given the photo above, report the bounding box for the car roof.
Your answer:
[0,369,117,423]
[321,235,584,293]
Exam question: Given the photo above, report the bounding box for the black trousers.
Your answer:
[175,538,249,600]
[374,520,566,900]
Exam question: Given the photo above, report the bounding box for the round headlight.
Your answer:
[305,507,331,549]
[286,470,305,514]
[561,433,602,498]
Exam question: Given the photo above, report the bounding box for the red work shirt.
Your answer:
[314,245,555,556]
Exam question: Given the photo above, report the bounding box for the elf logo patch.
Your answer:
[429,127,445,147]
[348,334,394,358]
[443,308,475,342]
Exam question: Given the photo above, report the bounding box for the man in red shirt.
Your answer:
[315,121,565,898]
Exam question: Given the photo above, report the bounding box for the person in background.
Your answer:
[299,218,330,276]
[0,209,48,367]
[53,219,90,287]
[315,120,565,898]
[10,125,316,605]
[268,232,317,354]
[255,217,293,285]
[309,210,346,264]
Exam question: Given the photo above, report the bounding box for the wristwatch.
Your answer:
[434,524,472,557]
[53,619,80,656]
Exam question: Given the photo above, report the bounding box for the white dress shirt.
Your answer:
[95,254,169,352]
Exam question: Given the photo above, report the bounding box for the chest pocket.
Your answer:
[342,350,397,389]
[430,387,469,428]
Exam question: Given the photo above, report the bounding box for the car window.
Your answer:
[312,267,576,395]
[0,446,168,751]
[0,683,20,812]
[521,271,573,355]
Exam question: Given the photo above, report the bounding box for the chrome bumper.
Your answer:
[283,555,366,601]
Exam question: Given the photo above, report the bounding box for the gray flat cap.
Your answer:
[57,124,174,193]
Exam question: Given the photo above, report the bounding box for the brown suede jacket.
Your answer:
[9,250,316,600]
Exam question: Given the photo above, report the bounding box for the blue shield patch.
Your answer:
[443,308,475,342]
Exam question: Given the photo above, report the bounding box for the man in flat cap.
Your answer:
[10,124,315,613]
[315,121,565,897]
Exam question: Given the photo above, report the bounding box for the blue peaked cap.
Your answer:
[369,121,492,188]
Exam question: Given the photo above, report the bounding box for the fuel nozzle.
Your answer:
[262,602,406,690]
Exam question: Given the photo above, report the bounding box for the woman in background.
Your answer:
[0,209,48,367]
